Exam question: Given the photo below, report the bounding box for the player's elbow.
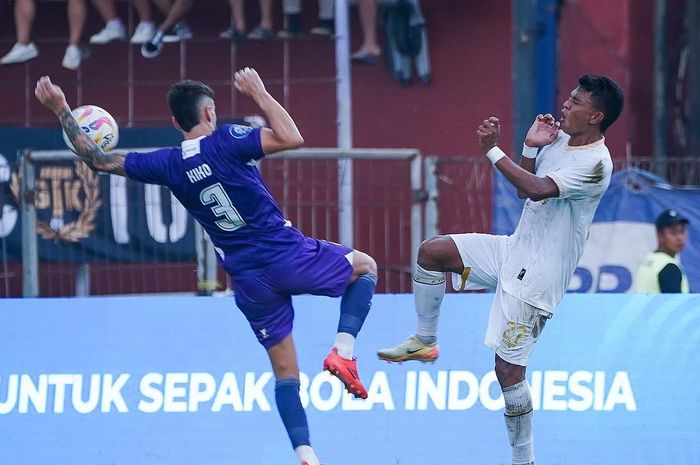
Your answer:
[289,133,304,149]
[523,185,555,201]
[277,133,303,151]
[520,177,557,201]
[516,181,540,200]
[527,191,549,202]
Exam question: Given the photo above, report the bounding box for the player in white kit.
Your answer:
[378,75,625,465]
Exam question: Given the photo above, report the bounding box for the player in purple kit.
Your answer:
[35,68,377,465]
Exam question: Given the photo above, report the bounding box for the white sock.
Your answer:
[295,445,320,465]
[503,380,535,465]
[334,332,355,359]
[414,263,445,344]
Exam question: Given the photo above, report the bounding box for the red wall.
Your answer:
[1,0,663,295]
[1,0,664,159]
[557,0,680,160]
[352,0,514,155]
[0,0,514,156]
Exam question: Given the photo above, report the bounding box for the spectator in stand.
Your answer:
[218,0,274,41]
[89,0,173,45]
[351,0,380,64]
[0,0,96,69]
[141,0,193,58]
[278,0,335,39]
[0,0,39,65]
[636,209,690,293]
[218,0,246,41]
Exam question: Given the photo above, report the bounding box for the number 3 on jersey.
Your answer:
[200,183,246,231]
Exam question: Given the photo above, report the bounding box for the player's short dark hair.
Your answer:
[167,80,215,132]
[577,75,625,133]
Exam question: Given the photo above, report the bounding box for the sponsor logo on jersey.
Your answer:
[229,124,253,139]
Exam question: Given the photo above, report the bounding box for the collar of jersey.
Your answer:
[565,136,605,151]
[181,135,207,152]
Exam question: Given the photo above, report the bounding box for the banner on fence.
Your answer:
[0,125,240,263]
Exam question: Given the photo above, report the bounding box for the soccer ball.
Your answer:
[62,105,119,152]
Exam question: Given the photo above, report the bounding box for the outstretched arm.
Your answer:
[477,116,559,201]
[233,67,304,155]
[35,76,126,176]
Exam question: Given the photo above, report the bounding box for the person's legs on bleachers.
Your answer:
[63,0,88,69]
[160,0,193,42]
[89,0,126,44]
[141,0,193,58]
[309,0,334,37]
[219,0,246,41]
[278,0,302,38]
[1,0,38,65]
[247,0,274,40]
[128,0,157,43]
[352,0,381,64]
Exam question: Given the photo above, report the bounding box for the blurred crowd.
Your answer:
[0,0,382,69]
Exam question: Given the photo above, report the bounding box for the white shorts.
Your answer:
[448,233,550,366]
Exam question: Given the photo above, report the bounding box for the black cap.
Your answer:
[655,209,689,231]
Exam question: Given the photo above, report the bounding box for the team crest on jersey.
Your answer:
[229,124,253,139]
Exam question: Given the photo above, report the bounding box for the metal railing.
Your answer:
[17,147,426,296]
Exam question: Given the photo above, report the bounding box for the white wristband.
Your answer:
[522,143,539,159]
[485,146,507,165]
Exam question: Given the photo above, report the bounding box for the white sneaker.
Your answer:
[89,20,126,44]
[130,21,156,44]
[162,22,193,43]
[377,335,440,363]
[0,42,38,65]
[62,44,85,70]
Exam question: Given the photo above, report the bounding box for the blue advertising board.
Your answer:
[1,294,698,465]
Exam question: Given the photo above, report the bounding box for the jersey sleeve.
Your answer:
[124,148,173,186]
[545,156,610,200]
[216,124,264,163]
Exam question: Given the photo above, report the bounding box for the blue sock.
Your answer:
[275,377,310,449]
[338,273,377,337]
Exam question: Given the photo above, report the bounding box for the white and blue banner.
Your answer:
[494,168,700,292]
[1,294,698,465]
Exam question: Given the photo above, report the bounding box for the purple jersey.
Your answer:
[124,124,306,279]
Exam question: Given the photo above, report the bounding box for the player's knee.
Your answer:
[365,255,378,276]
[417,236,452,270]
[272,359,298,379]
[267,336,300,379]
[494,355,525,388]
[353,250,377,276]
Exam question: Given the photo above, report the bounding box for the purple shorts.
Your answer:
[233,237,353,349]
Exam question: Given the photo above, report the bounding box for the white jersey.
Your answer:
[500,132,612,312]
